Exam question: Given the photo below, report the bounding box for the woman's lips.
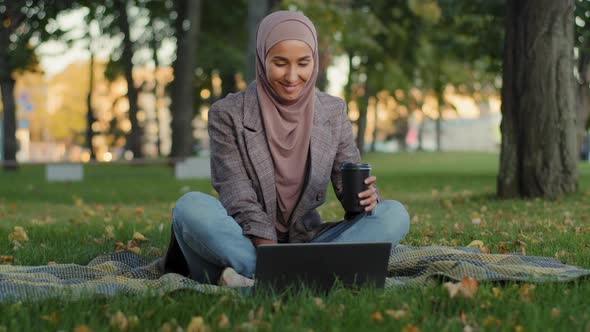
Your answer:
[281,83,299,94]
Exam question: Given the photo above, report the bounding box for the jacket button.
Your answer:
[243,224,251,231]
[316,192,323,201]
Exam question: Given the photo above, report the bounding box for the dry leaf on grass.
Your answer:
[385,309,408,320]
[402,324,421,332]
[73,325,92,332]
[8,226,29,249]
[371,311,383,322]
[0,256,13,265]
[218,313,229,328]
[444,276,479,299]
[110,311,128,331]
[133,231,148,242]
[186,316,207,332]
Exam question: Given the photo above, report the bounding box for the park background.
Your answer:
[1,0,590,331]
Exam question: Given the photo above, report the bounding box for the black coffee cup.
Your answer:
[340,162,371,213]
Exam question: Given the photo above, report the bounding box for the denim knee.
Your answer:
[172,192,221,235]
[376,200,410,242]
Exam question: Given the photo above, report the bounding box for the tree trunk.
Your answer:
[151,29,162,157]
[0,18,17,170]
[435,87,444,152]
[246,0,271,83]
[0,78,17,170]
[370,96,378,152]
[355,83,373,156]
[497,0,577,199]
[86,52,97,160]
[170,0,202,158]
[116,0,142,159]
[576,52,590,156]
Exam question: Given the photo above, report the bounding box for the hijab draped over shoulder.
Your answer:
[255,11,319,233]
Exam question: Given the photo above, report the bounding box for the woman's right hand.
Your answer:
[250,236,277,247]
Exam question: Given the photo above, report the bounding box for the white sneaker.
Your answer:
[218,267,254,288]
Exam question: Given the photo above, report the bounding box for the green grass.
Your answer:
[1,152,589,331]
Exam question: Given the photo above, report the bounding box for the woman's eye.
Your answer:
[274,62,287,67]
[299,62,309,67]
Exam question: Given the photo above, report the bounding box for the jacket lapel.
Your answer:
[288,94,332,225]
[243,83,277,222]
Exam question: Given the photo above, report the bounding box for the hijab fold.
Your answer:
[255,11,319,232]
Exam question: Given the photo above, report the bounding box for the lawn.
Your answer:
[1,152,589,331]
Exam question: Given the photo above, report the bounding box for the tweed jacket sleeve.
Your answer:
[330,100,362,214]
[208,103,277,241]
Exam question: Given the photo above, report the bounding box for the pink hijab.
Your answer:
[255,11,319,232]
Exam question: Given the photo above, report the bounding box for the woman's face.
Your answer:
[265,40,314,104]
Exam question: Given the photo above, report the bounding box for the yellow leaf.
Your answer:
[444,276,478,299]
[402,324,421,332]
[73,325,92,332]
[128,246,141,255]
[371,311,384,322]
[110,311,128,332]
[135,207,144,216]
[133,232,148,242]
[313,297,324,309]
[8,226,29,243]
[0,255,13,265]
[467,240,484,249]
[492,287,502,298]
[41,311,59,324]
[160,322,173,332]
[385,309,407,320]
[551,308,560,318]
[218,313,229,329]
[186,316,206,332]
[514,325,524,332]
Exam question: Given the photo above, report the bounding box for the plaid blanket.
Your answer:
[1,246,588,302]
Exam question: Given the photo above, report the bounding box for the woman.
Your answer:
[159,11,410,287]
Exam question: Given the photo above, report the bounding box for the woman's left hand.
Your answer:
[358,176,379,212]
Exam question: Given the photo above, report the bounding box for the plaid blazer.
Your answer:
[208,83,361,243]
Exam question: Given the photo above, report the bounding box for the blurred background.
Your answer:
[0,0,589,165]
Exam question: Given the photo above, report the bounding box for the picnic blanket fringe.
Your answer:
[0,246,588,302]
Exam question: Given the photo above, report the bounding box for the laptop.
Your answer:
[254,242,392,294]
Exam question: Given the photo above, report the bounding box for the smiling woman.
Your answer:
[265,40,314,104]
[159,10,410,287]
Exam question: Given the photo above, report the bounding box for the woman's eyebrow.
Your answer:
[271,55,312,61]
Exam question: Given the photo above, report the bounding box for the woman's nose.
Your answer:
[286,65,298,83]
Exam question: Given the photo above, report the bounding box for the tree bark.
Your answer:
[497,0,578,199]
[576,52,590,156]
[246,0,271,83]
[116,0,143,159]
[86,52,96,160]
[0,12,17,170]
[170,0,202,158]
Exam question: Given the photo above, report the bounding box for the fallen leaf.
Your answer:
[551,308,560,318]
[458,310,467,324]
[133,231,148,242]
[218,313,229,328]
[514,325,524,332]
[110,311,128,332]
[8,226,29,246]
[444,276,478,299]
[385,309,407,320]
[463,325,474,332]
[402,324,421,332]
[313,297,325,309]
[492,287,502,298]
[160,322,173,332]
[73,325,92,332]
[114,242,127,253]
[371,311,383,322]
[135,207,144,216]
[520,284,535,302]
[186,316,206,332]
[483,315,502,328]
[467,240,484,249]
[0,255,13,265]
[41,311,59,324]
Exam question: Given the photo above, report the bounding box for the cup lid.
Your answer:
[340,162,371,170]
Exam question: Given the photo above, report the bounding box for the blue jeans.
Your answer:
[172,192,410,283]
